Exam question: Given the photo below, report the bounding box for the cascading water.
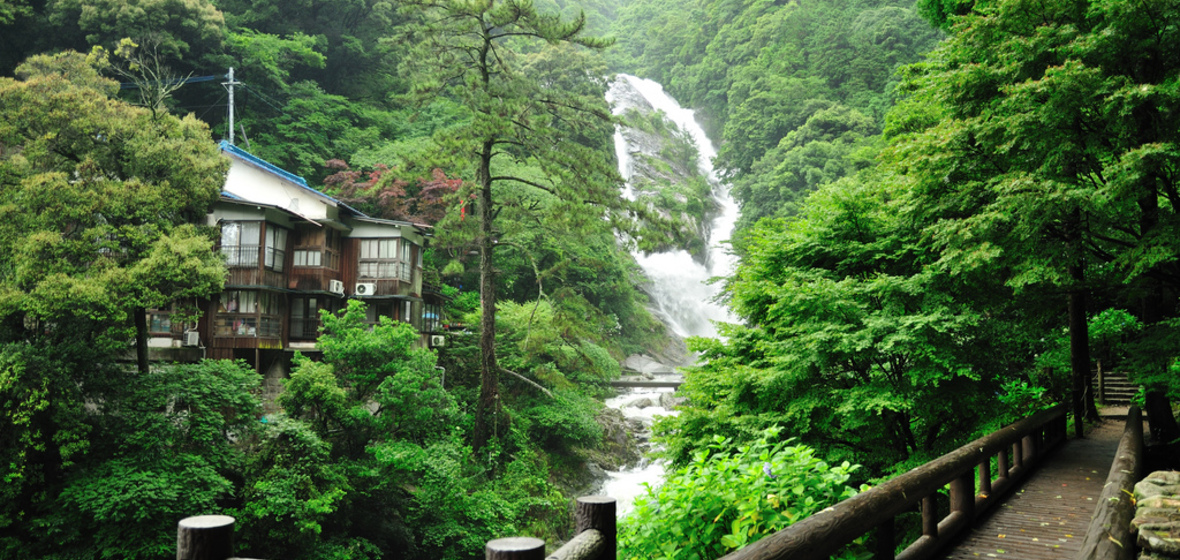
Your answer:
[608,74,740,339]
[600,74,740,516]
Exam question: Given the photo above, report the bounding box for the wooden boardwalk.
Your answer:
[941,418,1126,560]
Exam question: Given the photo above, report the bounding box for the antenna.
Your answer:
[222,68,241,145]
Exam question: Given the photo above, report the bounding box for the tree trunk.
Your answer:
[1133,181,1180,443]
[1139,281,1180,443]
[473,138,502,455]
[1067,265,1092,438]
[135,306,150,374]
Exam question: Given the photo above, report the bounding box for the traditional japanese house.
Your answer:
[146,141,445,377]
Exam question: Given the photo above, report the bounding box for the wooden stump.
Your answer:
[177,515,235,560]
[487,537,545,560]
[575,496,616,560]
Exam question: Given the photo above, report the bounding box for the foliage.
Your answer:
[884,0,1180,439]
[619,429,865,560]
[323,160,461,223]
[609,0,941,238]
[54,360,260,560]
[658,175,1025,474]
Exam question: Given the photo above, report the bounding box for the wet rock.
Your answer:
[1138,472,1180,500]
[1139,523,1180,556]
[1134,471,1180,559]
[659,392,687,409]
[625,398,654,409]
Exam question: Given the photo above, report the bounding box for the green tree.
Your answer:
[885,0,1180,440]
[0,50,228,375]
[56,361,260,560]
[660,174,1031,473]
[395,0,635,453]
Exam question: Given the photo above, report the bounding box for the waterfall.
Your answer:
[600,74,740,516]
[607,74,739,338]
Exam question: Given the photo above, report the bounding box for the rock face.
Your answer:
[1134,471,1180,559]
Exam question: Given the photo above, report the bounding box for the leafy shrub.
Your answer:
[619,428,865,560]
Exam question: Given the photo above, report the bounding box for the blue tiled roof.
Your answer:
[218,140,371,220]
[219,140,309,187]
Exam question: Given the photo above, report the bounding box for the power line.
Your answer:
[119,74,224,90]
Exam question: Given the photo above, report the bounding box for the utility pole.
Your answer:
[222,68,240,145]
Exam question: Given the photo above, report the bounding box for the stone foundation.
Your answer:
[1134,471,1180,559]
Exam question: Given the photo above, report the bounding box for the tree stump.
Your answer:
[177,515,235,560]
[487,537,545,560]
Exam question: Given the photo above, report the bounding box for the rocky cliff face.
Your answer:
[612,77,718,263]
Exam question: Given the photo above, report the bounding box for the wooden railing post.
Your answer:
[921,496,938,538]
[177,515,235,560]
[977,461,991,498]
[949,472,974,521]
[996,449,1009,479]
[487,537,545,560]
[575,496,616,560]
[874,517,894,560]
[1012,440,1023,470]
[1097,361,1105,404]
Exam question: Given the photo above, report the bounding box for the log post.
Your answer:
[487,537,545,560]
[873,516,894,560]
[921,496,938,538]
[996,449,1009,479]
[949,472,974,520]
[575,496,616,560]
[977,461,991,497]
[177,515,235,560]
[1097,361,1105,404]
[1012,440,1023,470]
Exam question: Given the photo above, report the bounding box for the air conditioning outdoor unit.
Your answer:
[328,279,345,295]
[355,283,377,296]
[182,331,200,347]
[430,334,446,348]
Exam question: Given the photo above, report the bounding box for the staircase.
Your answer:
[1095,369,1136,406]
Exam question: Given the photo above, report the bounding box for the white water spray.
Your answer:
[600,75,741,517]
[606,74,739,338]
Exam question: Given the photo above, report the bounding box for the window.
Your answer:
[265,226,287,271]
[292,228,341,270]
[220,222,261,267]
[422,300,442,333]
[293,250,322,267]
[290,297,320,340]
[148,312,173,334]
[216,291,282,337]
[358,239,414,281]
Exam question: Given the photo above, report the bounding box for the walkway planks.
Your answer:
[941,419,1125,560]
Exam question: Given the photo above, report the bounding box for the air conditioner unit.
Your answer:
[430,334,446,348]
[328,279,345,295]
[355,283,377,296]
[182,331,200,347]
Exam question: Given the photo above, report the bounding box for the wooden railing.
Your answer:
[713,406,1067,560]
[1076,405,1143,560]
[486,496,616,560]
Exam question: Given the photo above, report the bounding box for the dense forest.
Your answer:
[2,0,1180,558]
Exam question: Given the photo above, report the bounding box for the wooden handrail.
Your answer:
[1075,406,1143,560]
[488,496,616,560]
[718,405,1068,560]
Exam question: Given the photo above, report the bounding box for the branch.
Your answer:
[495,240,545,345]
[501,367,555,398]
[489,175,558,196]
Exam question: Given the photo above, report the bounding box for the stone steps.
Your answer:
[1094,370,1136,406]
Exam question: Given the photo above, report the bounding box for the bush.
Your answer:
[619,428,865,560]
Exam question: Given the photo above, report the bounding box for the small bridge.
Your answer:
[485,405,1145,560]
[609,377,683,388]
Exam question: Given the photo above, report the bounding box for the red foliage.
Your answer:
[322,162,461,224]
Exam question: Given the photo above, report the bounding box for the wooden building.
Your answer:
[146,141,445,376]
